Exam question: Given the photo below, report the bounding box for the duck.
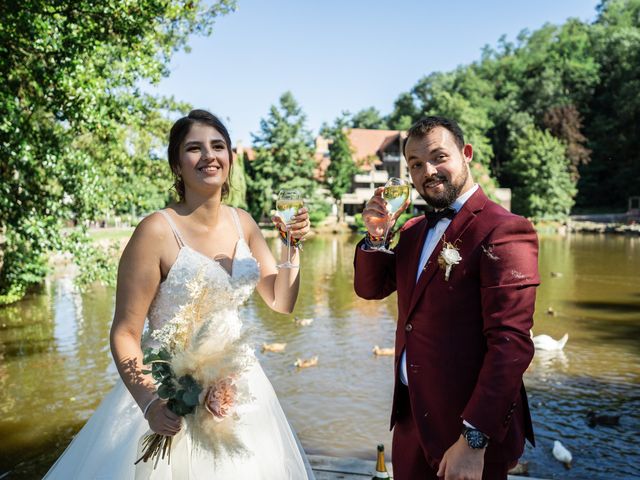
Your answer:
[294,356,318,368]
[532,333,569,351]
[262,342,287,353]
[294,317,314,326]
[552,440,572,469]
[587,410,621,428]
[372,345,395,356]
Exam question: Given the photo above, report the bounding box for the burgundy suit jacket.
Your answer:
[354,187,539,464]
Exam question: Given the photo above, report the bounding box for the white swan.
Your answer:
[552,440,572,468]
[532,333,569,351]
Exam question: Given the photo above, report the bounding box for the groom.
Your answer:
[354,116,539,480]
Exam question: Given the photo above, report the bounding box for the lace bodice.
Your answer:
[143,208,260,349]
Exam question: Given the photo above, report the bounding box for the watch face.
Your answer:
[465,429,488,449]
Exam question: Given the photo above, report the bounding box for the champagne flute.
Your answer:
[372,177,411,254]
[275,189,304,269]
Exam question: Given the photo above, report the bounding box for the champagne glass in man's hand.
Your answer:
[362,177,411,254]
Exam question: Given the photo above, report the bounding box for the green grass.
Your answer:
[88,228,134,242]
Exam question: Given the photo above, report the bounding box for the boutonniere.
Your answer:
[437,237,462,281]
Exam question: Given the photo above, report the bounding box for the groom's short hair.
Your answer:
[403,116,465,157]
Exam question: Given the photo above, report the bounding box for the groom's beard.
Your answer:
[420,168,469,209]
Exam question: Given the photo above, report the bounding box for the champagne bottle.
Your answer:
[372,444,390,479]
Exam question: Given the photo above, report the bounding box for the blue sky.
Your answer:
[144,0,601,144]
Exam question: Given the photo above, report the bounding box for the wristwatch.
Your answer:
[462,426,489,449]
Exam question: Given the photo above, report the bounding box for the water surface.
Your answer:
[0,233,638,479]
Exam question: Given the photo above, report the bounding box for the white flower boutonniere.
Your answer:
[437,238,462,281]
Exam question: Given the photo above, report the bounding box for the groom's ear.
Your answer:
[462,144,473,164]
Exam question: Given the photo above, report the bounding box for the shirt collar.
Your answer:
[450,183,479,213]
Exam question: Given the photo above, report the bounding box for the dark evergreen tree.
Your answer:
[247,92,318,221]
[322,115,359,222]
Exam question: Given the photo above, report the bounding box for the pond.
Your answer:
[0,232,639,479]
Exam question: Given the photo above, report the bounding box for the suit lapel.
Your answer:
[404,216,430,301]
[405,188,489,321]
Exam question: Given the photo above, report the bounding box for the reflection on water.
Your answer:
[0,233,639,479]
[523,234,640,480]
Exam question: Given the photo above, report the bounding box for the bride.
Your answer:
[45,109,315,479]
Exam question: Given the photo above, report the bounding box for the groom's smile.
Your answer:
[405,126,474,210]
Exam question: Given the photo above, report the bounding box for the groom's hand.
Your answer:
[436,435,485,480]
[362,187,388,237]
[363,187,411,238]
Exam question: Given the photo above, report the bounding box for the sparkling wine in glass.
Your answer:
[372,177,411,254]
[275,190,303,269]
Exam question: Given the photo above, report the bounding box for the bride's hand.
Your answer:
[145,399,182,436]
[287,207,311,242]
[271,207,311,242]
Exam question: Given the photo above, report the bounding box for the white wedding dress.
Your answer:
[44,208,314,479]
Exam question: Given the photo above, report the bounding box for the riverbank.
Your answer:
[80,212,640,247]
[534,219,640,236]
[566,219,640,235]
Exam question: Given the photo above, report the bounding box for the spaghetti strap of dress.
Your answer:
[157,210,186,248]
[229,207,245,241]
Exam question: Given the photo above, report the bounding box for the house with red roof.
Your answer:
[316,128,426,217]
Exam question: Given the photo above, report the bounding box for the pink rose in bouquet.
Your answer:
[204,377,237,420]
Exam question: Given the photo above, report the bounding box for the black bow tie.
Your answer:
[425,208,456,229]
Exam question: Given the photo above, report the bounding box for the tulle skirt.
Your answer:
[44,363,314,479]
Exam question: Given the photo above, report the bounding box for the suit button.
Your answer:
[405,323,413,332]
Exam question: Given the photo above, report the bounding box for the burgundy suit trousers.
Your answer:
[391,386,512,480]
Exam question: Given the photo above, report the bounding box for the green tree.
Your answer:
[350,107,388,130]
[246,92,320,221]
[322,115,359,222]
[0,0,236,304]
[226,152,248,209]
[75,98,186,219]
[578,0,640,209]
[387,92,419,130]
[413,70,496,168]
[389,0,639,215]
[476,20,598,186]
[596,0,640,26]
[505,117,577,220]
[412,70,499,197]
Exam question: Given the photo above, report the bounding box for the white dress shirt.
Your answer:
[399,184,479,386]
